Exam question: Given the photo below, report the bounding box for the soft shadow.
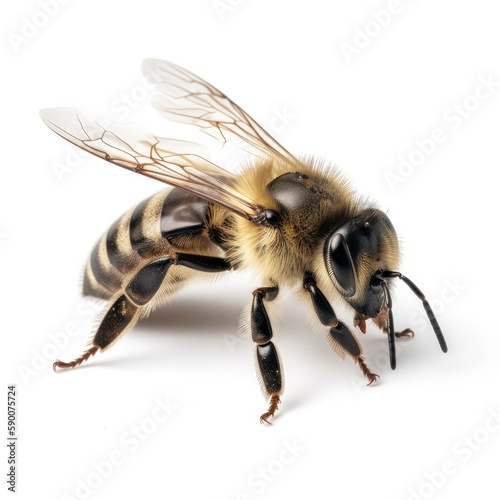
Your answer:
[138,296,245,334]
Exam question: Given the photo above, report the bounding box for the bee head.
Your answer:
[324,208,399,317]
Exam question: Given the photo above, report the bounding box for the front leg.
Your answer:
[251,286,283,424]
[353,309,414,371]
[370,308,415,339]
[303,273,379,385]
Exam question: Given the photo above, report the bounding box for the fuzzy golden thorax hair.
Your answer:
[210,156,400,297]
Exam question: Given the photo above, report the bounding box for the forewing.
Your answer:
[142,59,299,164]
[40,107,262,219]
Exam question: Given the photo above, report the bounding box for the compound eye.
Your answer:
[328,233,356,296]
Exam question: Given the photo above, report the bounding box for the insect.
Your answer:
[40,59,447,423]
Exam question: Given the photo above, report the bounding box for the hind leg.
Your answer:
[53,253,231,370]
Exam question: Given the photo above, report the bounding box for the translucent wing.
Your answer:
[142,59,299,164]
[40,107,262,220]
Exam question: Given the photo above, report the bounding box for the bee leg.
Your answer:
[371,306,414,370]
[371,307,414,338]
[53,290,140,371]
[251,287,283,424]
[52,346,100,370]
[303,273,379,385]
[54,254,231,371]
[329,322,379,385]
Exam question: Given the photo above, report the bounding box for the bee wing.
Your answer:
[142,59,299,164]
[40,107,262,220]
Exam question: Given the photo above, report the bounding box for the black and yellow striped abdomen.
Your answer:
[83,188,223,300]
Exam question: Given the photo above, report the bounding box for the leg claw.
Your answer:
[52,346,98,372]
[259,394,280,425]
[366,373,380,386]
[396,328,414,339]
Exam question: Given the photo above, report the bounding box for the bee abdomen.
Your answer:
[83,189,212,300]
[84,191,171,299]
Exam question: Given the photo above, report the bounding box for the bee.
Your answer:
[40,59,447,423]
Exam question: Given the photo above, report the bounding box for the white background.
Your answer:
[2,1,500,499]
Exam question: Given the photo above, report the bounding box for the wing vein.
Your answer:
[40,107,263,221]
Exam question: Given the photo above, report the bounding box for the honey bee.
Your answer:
[40,59,447,423]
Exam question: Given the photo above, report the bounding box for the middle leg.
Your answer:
[250,286,283,424]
